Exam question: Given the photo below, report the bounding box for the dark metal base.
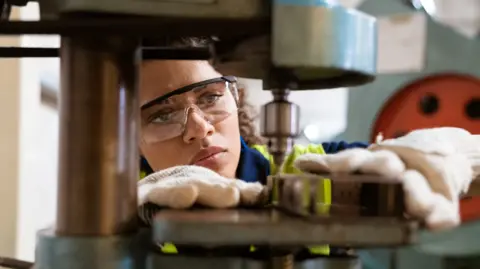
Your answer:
[35,229,135,269]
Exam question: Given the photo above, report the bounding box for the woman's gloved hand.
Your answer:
[138,165,265,209]
[294,127,480,231]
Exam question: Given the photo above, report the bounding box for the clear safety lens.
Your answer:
[141,77,238,143]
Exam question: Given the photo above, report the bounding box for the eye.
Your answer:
[198,93,223,105]
[148,109,174,124]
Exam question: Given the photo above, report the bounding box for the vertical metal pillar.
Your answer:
[56,36,140,236]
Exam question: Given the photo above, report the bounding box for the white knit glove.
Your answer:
[138,165,265,209]
[294,127,480,231]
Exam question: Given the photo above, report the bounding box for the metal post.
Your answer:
[55,36,140,236]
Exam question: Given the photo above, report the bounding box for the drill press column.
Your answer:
[56,36,140,235]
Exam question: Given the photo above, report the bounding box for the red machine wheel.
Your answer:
[371,73,480,141]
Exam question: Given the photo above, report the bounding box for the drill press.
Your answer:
[0,1,422,269]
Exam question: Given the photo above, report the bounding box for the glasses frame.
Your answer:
[141,76,238,110]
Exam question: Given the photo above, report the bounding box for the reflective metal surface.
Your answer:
[56,36,140,235]
[271,0,377,89]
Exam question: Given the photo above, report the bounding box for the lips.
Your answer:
[191,146,226,165]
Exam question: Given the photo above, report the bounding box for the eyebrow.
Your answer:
[140,76,236,110]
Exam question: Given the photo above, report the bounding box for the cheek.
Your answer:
[212,116,241,178]
[215,115,241,153]
[139,139,191,171]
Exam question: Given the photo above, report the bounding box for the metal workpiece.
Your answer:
[148,254,361,269]
[260,89,300,168]
[152,209,417,247]
[34,228,135,269]
[272,0,377,89]
[275,174,406,218]
[56,36,140,236]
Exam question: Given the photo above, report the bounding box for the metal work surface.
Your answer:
[153,209,417,247]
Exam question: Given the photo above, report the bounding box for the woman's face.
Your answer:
[139,60,241,178]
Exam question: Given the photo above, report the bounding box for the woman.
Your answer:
[137,38,480,255]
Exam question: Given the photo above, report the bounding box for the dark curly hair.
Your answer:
[147,37,265,146]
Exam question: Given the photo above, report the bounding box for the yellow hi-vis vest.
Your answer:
[143,144,331,256]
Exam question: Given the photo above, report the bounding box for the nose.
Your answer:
[182,109,214,144]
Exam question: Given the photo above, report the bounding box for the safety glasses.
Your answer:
[140,76,238,143]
